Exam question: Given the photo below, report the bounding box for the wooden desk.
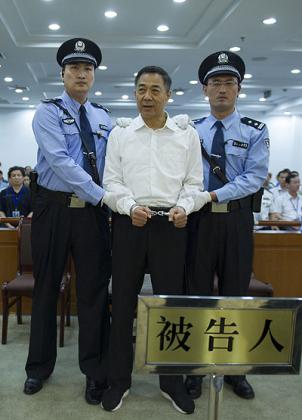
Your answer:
[0,228,18,312]
[253,231,302,297]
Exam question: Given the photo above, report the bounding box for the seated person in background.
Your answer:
[24,165,32,176]
[0,170,9,191]
[0,166,32,228]
[23,175,31,188]
[254,185,274,228]
[270,173,302,230]
[271,168,291,203]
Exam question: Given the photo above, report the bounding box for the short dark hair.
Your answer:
[8,166,25,178]
[285,173,299,184]
[0,170,3,175]
[135,66,172,91]
[277,168,291,178]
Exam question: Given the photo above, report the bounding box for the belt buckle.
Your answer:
[211,202,229,213]
[69,194,86,208]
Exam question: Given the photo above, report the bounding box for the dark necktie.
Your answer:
[208,120,226,191]
[79,105,97,177]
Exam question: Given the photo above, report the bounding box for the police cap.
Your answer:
[198,51,245,84]
[57,38,102,68]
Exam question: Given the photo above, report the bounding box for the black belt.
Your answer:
[37,186,90,208]
[202,195,253,213]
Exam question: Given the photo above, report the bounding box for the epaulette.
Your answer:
[41,98,71,117]
[91,102,110,114]
[192,117,206,125]
[241,117,265,130]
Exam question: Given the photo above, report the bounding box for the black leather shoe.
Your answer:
[85,377,105,405]
[185,376,203,399]
[24,378,43,395]
[224,375,255,399]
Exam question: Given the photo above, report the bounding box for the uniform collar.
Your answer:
[133,112,177,132]
[209,109,239,130]
[62,91,89,114]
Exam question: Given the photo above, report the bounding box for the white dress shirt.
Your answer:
[103,114,207,215]
[272,192,302,221]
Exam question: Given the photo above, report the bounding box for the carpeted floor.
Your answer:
[0,316,301,420]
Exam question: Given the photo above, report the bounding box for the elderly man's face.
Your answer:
[135,73,170,122]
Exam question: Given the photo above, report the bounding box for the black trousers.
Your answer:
[25,190,111,381]
[186,207,254,296]
[108,214,186,390]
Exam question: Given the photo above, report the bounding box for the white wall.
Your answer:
[0,108,301,179]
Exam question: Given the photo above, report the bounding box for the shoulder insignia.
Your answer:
[192,117,206,125]
[41,98,71,118]
[241,117,266,130]
[91,102,110,113]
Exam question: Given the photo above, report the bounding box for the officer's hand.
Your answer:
[131,206,151,227]
[172,114,193,130]
[169,207,187,228]
[115,117,133,128]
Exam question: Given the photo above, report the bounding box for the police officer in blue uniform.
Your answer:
[185,51,270,400]
[24,38,112,405]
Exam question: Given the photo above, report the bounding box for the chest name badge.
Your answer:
[232,140,248,149]
[62,118,75,125]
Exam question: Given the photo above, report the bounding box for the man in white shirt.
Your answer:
[102,66,211,414]
[271,168,291,203]
[271,173,302,230]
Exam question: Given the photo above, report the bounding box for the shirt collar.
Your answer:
[62,91,88,114]
[209,109,239,130]
[133,112,177,132]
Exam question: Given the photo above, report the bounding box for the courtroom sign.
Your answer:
[135,296,302,375]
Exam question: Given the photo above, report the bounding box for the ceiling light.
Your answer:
[189,80,198,85]
[48,23,60,31]
[4,76,13,82]
[22,97,29,101]
[105,10,117,18]
[244,73,253,79]
[259,97,266,102]
[174,0,186,3]
[284,111,291,115]
[121,95,129,100]
[291,69,301,74]
[95,91,102,96]
[239,93,247,98]
[0,64,2,68]
[175,90,184,95]
[157,25,169,32]
[133,72,138,77]
[168,98,174,103]
[29,105,35,108]
[229,46,241,52]
[262,17,277,25]
[204,96,209,101]
[15,88,23,93]
[98,65,107,70]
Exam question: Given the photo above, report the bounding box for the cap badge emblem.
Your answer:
[75,40,85,52]
[218,53,229,64]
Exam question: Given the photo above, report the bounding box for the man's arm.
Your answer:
[176,127,211,214]
[215,126,270,203]
[33,103,104,205]
[103,127,137,215]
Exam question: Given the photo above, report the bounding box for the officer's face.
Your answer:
[135,73,171,122]
[203,75,240,116]
[63,62,95,100]
[9,170,24,187]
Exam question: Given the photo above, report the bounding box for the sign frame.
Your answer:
[134,296,302,375]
